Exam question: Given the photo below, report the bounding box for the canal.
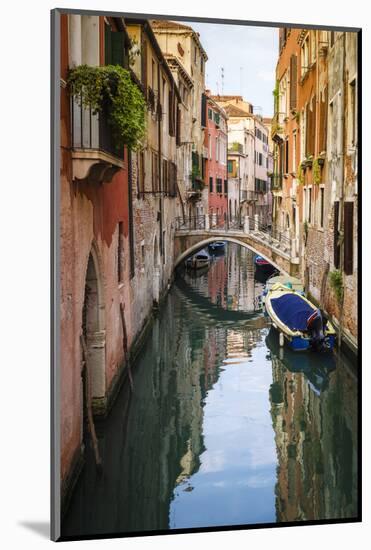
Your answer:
[62,243,358,538]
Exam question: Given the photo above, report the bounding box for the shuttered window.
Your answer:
[344,201,354,275]
[209,177,213,192]
[334,201,340,269]
[168,88,175,137]
[176,107,181,146]
[111,32,124,66]
[105,24,126,67]
[319,87,328,153]
[152,152,159,192]
[289,55,297,111]
[201,94,207,128]
[141,34,147,90]
[305,96,316,157]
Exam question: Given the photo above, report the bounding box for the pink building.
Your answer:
[204,95,228,225]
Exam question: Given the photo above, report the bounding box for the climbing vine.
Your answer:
[273,80,280,114]
[329,270,344,303]
[313,157,321,184]
[297,162,304,185]
[67,64,146,150]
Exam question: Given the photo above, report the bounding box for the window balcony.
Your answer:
[71,100,125,185]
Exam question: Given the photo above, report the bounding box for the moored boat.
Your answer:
[185,249,211,270]
[208,241,226,254]
[264,283,336,352]
[254,255,276,275]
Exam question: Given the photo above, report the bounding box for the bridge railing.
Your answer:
[175,214,295,257]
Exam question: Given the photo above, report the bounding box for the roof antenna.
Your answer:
[221,67,224,95]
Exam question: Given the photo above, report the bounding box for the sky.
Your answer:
[183,21,279,118]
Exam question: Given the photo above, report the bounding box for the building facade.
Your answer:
[272,28,358,349]
[151,20,208,220]
[205,94,228,225]
[60,14,184,508]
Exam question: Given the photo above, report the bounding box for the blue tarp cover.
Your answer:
[270,293,315,331]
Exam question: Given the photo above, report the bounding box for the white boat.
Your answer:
[185,249,211,270]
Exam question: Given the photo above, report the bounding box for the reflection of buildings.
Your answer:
[268,338,357,522]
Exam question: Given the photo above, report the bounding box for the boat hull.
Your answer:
[265,283,336,352]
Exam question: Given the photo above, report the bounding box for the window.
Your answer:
[137,151,145,196]
[208,108,213,120]
[308,187,312,222]
[194,46,197,65]
[152,152,159,192]
[117,222,124,283]
[319,87,328,153]
[209,176,213,193]
[319,187,324,228]
[216,178,223,194]
[228,160,233,173]
[289,54,298,110]
[163,158,168,194]
[305,96,316,157]
[333,201,340,268]
[330,31,335,48]
[349,79,356,147]
[141,243,145,266]
[344,202,354,275]
[224,179,228,195]
[201,56,204,74]
[152,59,156,90]
[216,137,219,162]
[311,30,316,63]
[285,140,289,174]
[292,131,297,172]
[301,34,310,76]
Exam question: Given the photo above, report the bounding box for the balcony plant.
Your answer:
[297,163,304,184]
[313,157,322,184]
[67,64,146,150]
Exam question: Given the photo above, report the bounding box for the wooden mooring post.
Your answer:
[120,302,134,392]
[80,334,102,472]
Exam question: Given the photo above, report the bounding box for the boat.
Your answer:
[185,249,211,270]
[258,275,303,312]
[264,282,336,352]
[254,255,276,275]
[208,241,226,254]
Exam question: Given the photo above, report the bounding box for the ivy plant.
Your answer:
[329,269,344,303]
[297,163,304,185]
[313,158,321,184]
[67,64,146,151]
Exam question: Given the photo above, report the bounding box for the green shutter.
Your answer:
[111,31,124,66]
[104,24,112,65]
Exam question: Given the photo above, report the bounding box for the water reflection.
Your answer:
[266,328,357,522]
[61,244,358,538]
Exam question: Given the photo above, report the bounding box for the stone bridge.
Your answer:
[174,215,300,277]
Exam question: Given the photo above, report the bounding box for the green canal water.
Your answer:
[61,243,358,538]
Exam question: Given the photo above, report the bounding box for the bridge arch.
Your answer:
[174,236,290,276]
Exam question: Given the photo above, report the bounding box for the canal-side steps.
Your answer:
[174,215,299,276]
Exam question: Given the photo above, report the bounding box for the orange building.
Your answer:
[272,28,358,351]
